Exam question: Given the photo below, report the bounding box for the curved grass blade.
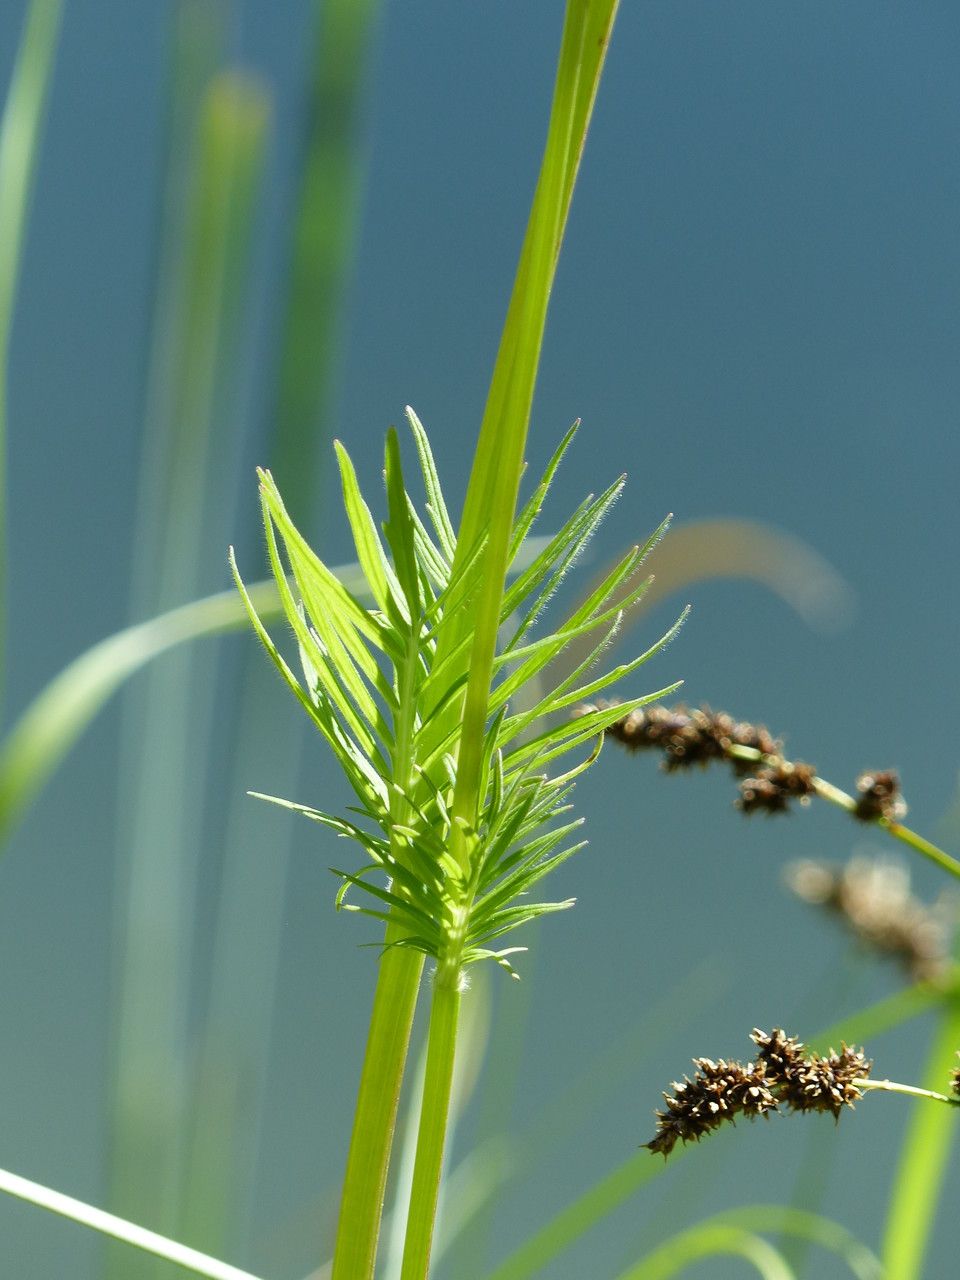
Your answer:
[616,1223,796,1280]
[621,1207,880,1280]
[0,577,282,845]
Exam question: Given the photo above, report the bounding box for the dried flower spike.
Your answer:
[738,761,817,816]
[646,1028,873,1157]
[603,703,780,773]
[785,855,951,983]
[952,1054,960,1099]
[645,1055,777,1158]
[750,1027,871,1118]
[854,770,907,823]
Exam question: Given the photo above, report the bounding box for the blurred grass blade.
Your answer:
[485,1148,669,1280]
[184,3,384,1257]
[107,67,269,1275]
[269,0,382,522]
[616,1222,796,1280]
[881,992,960,1279]
[0,0,64,711]
[558,517,853,683]
[0,1165,266,1280]
[0,578,280,845]
[621,1206,881,1280]
[703,1208,882,1280]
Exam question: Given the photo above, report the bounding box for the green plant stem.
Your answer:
[331,940,424,1280]
[881,993,960,1278]
[400,974,462,1280]
[0,1165,264,1280]
[725,744,960,879]
[857,1077,960,1107]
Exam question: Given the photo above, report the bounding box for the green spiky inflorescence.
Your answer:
[231,411,683,980]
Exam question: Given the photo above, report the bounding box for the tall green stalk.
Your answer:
[400,977,461,1278]
[395,6,621,1276]
[237,9,670,1280]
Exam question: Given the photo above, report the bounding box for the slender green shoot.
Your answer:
[0,1165,265,1280]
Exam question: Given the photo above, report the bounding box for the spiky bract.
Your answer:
[232,412,682,978]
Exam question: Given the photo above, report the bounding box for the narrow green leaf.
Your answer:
[261,490,392,764]
[406,405,457,561]
[508,420,580,562]
[334,439,405,621]
[500,477,625,626]
[501,684,682,776]
[0,1163,267,1280]
[383,428,422,620]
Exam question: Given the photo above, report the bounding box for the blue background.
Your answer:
[1,1,958,1276]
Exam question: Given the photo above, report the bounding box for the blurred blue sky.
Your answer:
[1,2,958,1277]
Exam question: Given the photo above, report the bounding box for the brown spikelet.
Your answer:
[951,1054,960,1099]
[646,1027,873,1157]
[644,1055,777,1157]
[737,762,817,815]
[750,1027,806,1080]
[785,856,951,983]
[603,703,783,774]
[854,770,907,822]
[781,1044,872,1119]
[751,1027,871,1119]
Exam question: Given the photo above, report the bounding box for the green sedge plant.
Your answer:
[230,410,683,1275]
[226,4,690,1274]
[3,2,960,1279]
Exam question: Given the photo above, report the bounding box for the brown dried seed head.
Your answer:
[644,1055,777,1158]
[952,1053,960,1099]
[780,1044,872,1119]
[854,769,907,822]
[751,1028,871,1119]
[751,1027,806,1078]
[737,762,817,815]
[785,856,952,983]
[603,703,783,773]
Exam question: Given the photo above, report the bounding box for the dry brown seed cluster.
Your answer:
[645,1027,872,1158]
[602,703,780,773]
[785,856,951,983]
[854,770,907,822]
[750,1028,871,1119]
[597,701,911,833]
[952,1054,960,1099]
[645,1056,778,1158]
[738,761,818,816]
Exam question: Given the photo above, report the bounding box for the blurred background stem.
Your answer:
[0,0,64,714]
